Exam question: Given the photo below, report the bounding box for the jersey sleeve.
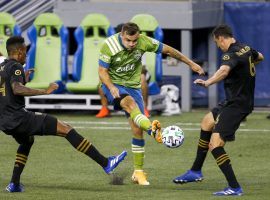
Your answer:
[141,35,163,54]
[10,64,25,84]
[221,53,238,70]
[99,41,112,68]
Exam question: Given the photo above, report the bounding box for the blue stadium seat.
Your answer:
[26,13,68,93]
[66,13,115,93]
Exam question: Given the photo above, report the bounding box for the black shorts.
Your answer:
[211,105,248,141]
[4,111,57,144]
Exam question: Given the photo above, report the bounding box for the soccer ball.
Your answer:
[161,125,184,148]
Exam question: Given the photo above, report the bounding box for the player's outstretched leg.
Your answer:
[64,129,127,174]
[130,108,162,143]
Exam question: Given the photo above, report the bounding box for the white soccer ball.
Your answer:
[161,125,184,148]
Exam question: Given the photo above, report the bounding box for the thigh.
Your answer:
[101,84,129,110]
[213,107,248,141]
[12,111,57,136]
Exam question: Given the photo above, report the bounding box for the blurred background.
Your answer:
[0,0,269,114]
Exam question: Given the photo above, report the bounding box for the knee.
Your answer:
[120,97,136,112]
[201,113,215,131]
[57,120,73,136]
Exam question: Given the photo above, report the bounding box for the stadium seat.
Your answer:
[26,13,68,93]
[130,14,164,95]
[0,12,21,57]
[66,13,115,93]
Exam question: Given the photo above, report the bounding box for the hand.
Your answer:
[109,86,120,98]
[46,83,59,94]
[191,63,205,76]
[194,79,209,87]
[25,69,34,82]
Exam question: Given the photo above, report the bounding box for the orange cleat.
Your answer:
[151,120,162,143]
[96,106,110,118]
[144,108,150,118]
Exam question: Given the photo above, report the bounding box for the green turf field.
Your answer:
[0,110,270,200]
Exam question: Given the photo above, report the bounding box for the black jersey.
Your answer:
[221,42,259,113]
[0,59,26,131]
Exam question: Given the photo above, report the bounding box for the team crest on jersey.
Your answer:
[134,50,142,60]
[15,70,22,76]
[222,55,230,61]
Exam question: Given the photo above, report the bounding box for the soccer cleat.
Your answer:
[213,186,243,196]
[144,108,150,118]
[173,170,203,184]
[5,182,24,192]
[151,120,162,143]
[103,150,127,174]
[96,106,110,118]
[131,170,150,185]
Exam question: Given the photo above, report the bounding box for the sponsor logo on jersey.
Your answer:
[116,64,135,73]
[15,70,22,76]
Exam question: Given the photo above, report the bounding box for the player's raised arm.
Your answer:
[162,44,205,75]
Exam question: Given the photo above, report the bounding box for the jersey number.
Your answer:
[0,76,6,96]
[249,56,255,77]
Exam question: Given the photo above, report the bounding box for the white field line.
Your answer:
[66,121,245,127]
[68,121,269,132]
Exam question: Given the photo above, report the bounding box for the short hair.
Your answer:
[122,22,140,36]
[6,36,25,55]
[115,23,124,33]
[212,24,233,38]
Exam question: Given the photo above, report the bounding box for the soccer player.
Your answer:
[98,22,204,185]
[96,23,151,118]
[173,24,264,196]
[0,36,127,193]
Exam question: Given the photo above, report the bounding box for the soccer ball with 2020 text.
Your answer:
[161,125,184,148]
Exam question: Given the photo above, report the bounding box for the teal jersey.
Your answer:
[99,33,163,88]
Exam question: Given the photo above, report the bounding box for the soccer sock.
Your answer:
[211,146,240,188]
[11,142,33,184]
[65,129,108,167]
[132,138,145,170]
[191,129,212,171]
[130,108,151,132]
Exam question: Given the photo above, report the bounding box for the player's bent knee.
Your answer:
[57,120,73,136]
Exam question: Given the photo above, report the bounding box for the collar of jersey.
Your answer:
[118,34,127,50]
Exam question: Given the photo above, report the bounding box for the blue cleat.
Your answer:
[103,150,127,174]
[5,182,24,192]
[213,186,243,196]
[173,170,203,184]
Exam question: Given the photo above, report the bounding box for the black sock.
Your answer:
[211,146,240,188]
[65,129,108,167]
[11,138,34,184]
[191,130,211,171]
